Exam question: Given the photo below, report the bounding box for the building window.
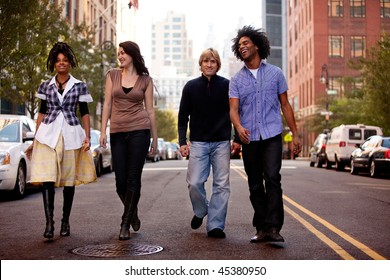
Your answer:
[351,36,366,58]
[381,0,390,18]
[172,25,181,30]
[328,0,343,17]
[329,36,344,57]
[330,77,343,97]
[172,33,181,38]
[350,0,365,18]
[172,17,182,22]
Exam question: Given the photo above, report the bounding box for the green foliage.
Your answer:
[0,0,70,117]
[0,0,110,122]
[357,32,390,135]
[155,109,178,142]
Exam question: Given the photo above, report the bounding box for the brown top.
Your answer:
[107,69,152,133]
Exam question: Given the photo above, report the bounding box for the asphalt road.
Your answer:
[1,159,389,278]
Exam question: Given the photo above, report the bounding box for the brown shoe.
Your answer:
[266,228,285,242]
[250,230,267,243]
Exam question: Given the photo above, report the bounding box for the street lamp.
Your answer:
[320,64,331,131]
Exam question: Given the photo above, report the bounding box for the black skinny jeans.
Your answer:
[241,134,284,231]
[110,130,150,195]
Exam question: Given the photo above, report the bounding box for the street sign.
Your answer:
[284,133,293,142]
[320,111,333,116]
[326,89,338,95]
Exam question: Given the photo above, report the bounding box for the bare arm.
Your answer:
[279,92,301,155]
[81,113,91,152]
[229,98,250,144]
[145,79,158,154]
[100,74,112,148]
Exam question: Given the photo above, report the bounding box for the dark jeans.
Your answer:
[110,130,150,195]
[241,134,283,231]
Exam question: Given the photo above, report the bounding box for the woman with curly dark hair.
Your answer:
[99,41,158,240]
[26,42,96,240]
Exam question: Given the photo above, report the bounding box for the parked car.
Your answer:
[350,135,390,177]
[165,142,182,160]
[325,124,383,171]
[0,114,36,198]
[90,129,112,177]
[158,138,167,160]
[309,133,328,167]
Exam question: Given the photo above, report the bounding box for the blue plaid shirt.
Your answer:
[229,60,288,141]
[37,76,91,126]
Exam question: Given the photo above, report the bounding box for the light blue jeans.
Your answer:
[187,141,231,231]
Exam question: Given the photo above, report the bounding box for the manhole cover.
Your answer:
[71,243,163,257]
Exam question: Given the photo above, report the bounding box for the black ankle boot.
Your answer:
[119,191,140,240]
[60,186,74,236]
[42,183,55,239]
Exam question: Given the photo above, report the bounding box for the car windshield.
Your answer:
[382,138,390,148]
[0,120,20,142]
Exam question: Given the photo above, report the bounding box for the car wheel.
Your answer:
[13,162,26,199]
[370,160,380,178]
[316,156,323,168]
[350,159,359,175]
[325,157,332,169]
[335,156,344,171]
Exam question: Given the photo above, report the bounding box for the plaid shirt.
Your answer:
[37,77,91,126]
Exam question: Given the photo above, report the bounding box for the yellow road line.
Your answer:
[284,205,355,260]
[283,196,386,260]
[230,162,387,260]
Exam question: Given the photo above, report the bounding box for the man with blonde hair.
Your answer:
[178,48,231,238]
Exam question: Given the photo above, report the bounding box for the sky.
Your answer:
[123,0,263,63]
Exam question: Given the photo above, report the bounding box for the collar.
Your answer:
[244,59,267,71]
[49,74,82,87]
[201,73,218,82]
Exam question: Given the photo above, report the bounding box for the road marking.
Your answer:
[284,206,355,260]
[230,162,387,260]
[346,183,390,188]
[283,196,386,260]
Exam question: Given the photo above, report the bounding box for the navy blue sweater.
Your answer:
[178,74,231,146]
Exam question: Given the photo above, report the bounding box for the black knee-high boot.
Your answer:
[42,183,55,239]
[60,186,75,236]
[119,191,140,240]
[118,192,141,232]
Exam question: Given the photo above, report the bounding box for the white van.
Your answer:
[325,124,383,171]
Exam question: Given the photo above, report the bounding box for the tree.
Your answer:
[155,109,177,142]
[352,32,390,135]
[0,0,107,124]
[0,0,71,118]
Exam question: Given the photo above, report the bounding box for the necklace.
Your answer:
[55,75,70,92]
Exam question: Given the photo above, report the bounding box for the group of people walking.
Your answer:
[26,25,301,244]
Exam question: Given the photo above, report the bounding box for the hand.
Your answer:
[25,144,34,160]
[238,127,251,144]
[82,137,91,152]
[292,136,301,155]
[231,141,241,153]
[99,134,107,149]
[180,145,189,158]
